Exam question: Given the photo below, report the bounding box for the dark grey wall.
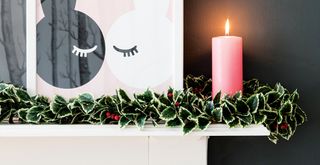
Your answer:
[185,0,319,164]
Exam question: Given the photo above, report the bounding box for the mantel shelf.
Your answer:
[0,124,269,137]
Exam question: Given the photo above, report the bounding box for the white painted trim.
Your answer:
[26,0,37,95]
[0,124,269,137]
[173,0,184,90]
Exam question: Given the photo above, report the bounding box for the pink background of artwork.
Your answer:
[36,0,174,99]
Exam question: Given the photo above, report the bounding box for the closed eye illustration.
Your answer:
[113,45,138,57]
[72,45,98,57]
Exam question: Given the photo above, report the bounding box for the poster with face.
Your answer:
[36,0,183,98]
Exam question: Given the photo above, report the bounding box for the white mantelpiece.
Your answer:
[0,124,269,137]
[0,125,269,165]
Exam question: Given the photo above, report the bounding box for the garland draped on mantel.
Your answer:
[0,75,307,143]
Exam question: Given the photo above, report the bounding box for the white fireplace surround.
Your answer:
[0,125,269,165]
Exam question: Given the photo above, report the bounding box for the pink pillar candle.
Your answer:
[212,36,243,97]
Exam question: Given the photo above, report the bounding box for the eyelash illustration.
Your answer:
[72,45,98,57]
[113,45,138,57]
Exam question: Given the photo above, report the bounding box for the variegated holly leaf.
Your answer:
[183,119,197,134]
[166,117,182,127]
[26,106,44,124]
[212,107,223,122]
[160,107,176,121]
[198,116,211,130]
[135,114,147,129]
[246,94,259,113]
[119,116,131,128]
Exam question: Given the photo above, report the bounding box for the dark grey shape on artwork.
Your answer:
[37,0,105,89]
[113,45,138,57]
[0,0,26,87]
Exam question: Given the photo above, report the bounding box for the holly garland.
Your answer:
[0,75,307,144]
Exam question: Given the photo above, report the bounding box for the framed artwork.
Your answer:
[0,1,27,88]
[26,0,183,98]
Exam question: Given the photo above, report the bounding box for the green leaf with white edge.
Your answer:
[256,86,272,94]
[290,90,300,103]
[238,114,253,126]
[117,89,131,103]
[279,101,293,116]
[166,117,182,127]
[26,106,44,123]
[225,100,237,113]
[253,113,267,124]
[121,106,139,115]
[295,111,306,126]
[275,83,285,96]
[123,115,137,121]
[0,109,11,123]
[99,110,107,123]
[15,89,31,103]
[228,118,240,128]
[32,95,49,106]
[58,107,72,118]
[233,92,242,100]
[268,133,279,144]
[240,119,251,128]
[119,116,131,128]
[266,91,281,105]
[53,95,67,104]
[173,90,184,102]
[3,86,17,100]
[78,93,95,114]
[90,109,103,121]
[278,125,290,140]
[42,110,56,120]
[105,96,117,107]
[160,107,176,121]
[159,95,171,106]
[259,109,278,121]
[142,90,154,102]
[151,97,161,108]
[78,93,94,102]
[135,114,147,129]
[179,107,192,120]
[132,99,143,109]
[236,100,250,116]
[247,94,259,113]
[288,116,297,134]
[183,120,197,135]
[277,102,292,125]
[222,103,235,124]
[0,98,15,104]
[189,94,199,104]
[204,101,214,116]
[258,93,266,110]
[212,107,223,122]
[145,105,160,119]
[198,116,211,130]
[0,83,8,91]
[213,91,221,105]
[17,108,28,122]
[50,95,67,114]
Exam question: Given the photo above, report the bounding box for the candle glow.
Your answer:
[225,19,230,36]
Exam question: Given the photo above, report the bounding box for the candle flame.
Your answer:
[225,19,230,36]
